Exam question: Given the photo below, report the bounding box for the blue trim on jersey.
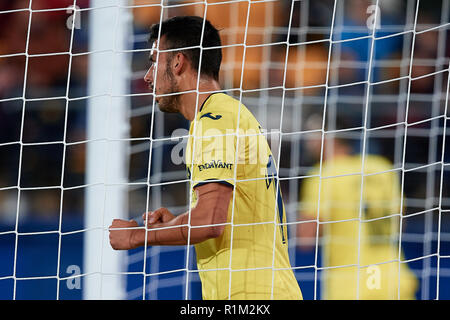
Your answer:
[199,92,224,112]
[265,155,286,244]
[193,179,234,189]
[200,112,222,120]
[275,181,286,244]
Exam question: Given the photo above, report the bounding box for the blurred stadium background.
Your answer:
[0,0,449,299]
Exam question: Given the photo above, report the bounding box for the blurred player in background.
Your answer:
[108,16,302,300]
[297,114,418,300]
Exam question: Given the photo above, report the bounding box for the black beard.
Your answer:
[157,92,180,113]
[157,67,180,113]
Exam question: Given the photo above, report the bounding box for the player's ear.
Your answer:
[172,52,186,76]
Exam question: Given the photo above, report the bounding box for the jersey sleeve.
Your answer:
[188,116,237,188]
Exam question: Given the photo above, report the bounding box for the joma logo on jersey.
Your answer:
[200,112,222,120]
[198,160,232,171]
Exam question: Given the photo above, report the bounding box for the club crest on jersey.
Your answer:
[198,160,233,171]
[200,112,222,120]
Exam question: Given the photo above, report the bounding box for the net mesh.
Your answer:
[0,0,449,300]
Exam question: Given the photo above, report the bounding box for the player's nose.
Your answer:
[144,66,154,89]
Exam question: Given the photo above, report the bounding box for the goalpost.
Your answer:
[84,0,132,299]
[0,0,449,300]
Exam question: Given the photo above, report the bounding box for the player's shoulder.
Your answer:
[331,154,392,170]
[198,93,233,124]
[363,154,394,172]
[198,92,254,128]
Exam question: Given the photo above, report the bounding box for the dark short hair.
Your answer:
[149,16,222,81]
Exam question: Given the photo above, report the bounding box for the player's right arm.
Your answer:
[297,216,319,252]
[109,182,232,250]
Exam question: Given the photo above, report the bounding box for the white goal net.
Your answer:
[0,0,449,300]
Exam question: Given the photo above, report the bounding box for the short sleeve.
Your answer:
[188,118,237,188]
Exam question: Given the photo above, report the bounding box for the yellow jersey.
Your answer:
[186,93,302,300]
[300,154,418,299]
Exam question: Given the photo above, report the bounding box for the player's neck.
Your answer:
[330,145,351,161]
[178,76,221,121]
[322,144,351,161]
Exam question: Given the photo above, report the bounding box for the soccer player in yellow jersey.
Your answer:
[108,16,302,300]
[297,116,418,300]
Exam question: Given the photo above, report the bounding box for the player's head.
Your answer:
[144,16,222,113]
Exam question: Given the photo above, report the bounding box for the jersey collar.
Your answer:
[199,92,223,113]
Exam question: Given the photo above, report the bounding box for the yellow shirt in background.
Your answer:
[300,154,418,299]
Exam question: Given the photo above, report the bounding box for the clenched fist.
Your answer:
[141,207,175,227]
[109,219,142,250]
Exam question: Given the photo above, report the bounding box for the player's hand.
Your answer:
[109,219,140,250]
[142,207,175,227]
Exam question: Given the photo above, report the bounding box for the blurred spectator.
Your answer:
[0,0,88,221]
[333,0,403,86]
